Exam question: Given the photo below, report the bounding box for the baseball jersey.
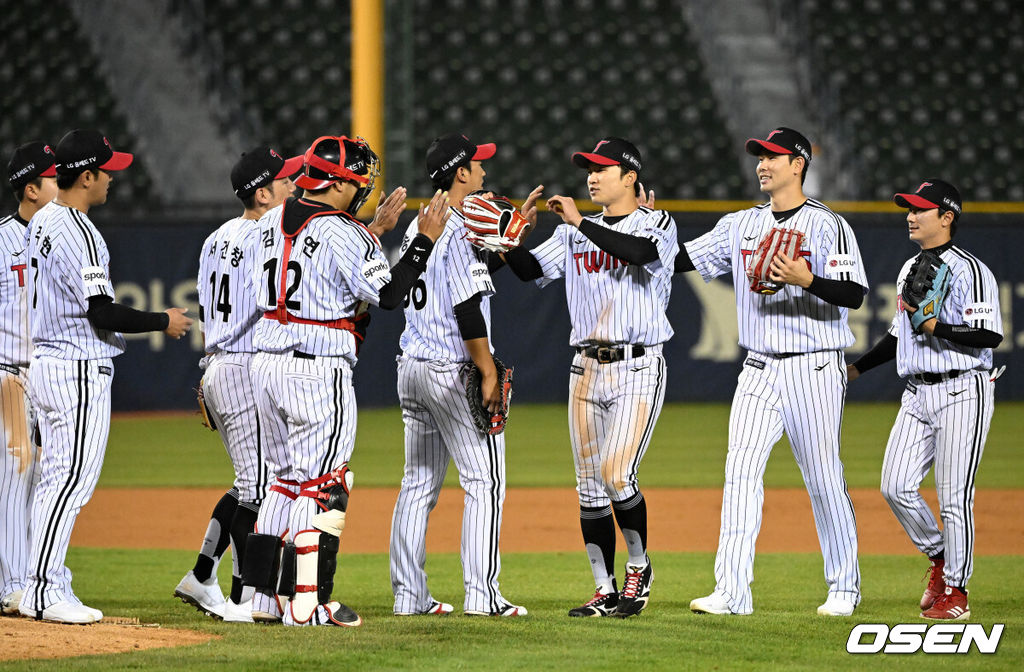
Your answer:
[530,207,678,347]
[398,207,495,361]
[0,213,31,366]
[685,199,868,354]
[24,201,126,360]
[252,198,391,361]
[198,216,262,354]
[889,245,1001,377]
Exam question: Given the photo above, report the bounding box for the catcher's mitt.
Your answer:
[196,379,217,431]
[462,195,530,253]
[901,250,951,332]
[463,356,513,435]
[746,227,806,294]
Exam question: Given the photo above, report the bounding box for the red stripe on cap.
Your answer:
[893,193,940,209]
[745,139,792,155]
[472,143,496,160]
[276,155,304,179]
[99,151,133,172]
[39,165,57,177]
[572,151,619,166]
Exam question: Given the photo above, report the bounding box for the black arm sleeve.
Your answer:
[577,220,659,266]
[454,293,488,341]
[485,250,506,274]
[377,234,435,310]
[87,295,170,333]
[504,246,543,281]
[804,276,865,309]
[673,245,695,273]
[850,333,898,374]
[932,323,1003,349]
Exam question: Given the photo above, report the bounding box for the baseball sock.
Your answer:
[229,501,260,604]
[612,492,648,567]
[193,488,240,582]
[580,505,616,593]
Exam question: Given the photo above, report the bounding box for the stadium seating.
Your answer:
[0,1,153,211]
[787,0,1024,200]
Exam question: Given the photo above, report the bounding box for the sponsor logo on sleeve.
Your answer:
[362,259,390,282]
[81,265,109,287]
[824,253,857,276]
[963,302,995,321]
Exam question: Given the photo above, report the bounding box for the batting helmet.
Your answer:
[295,135,380,214]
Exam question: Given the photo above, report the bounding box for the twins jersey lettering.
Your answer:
[198,217,262,354]
[890,246,1001,376]
[1,214,31,366]
[398,208,494,361]
[685,199,868,354]
[252,203,390,361]
[530,207,678,346]
[24,201,125,360]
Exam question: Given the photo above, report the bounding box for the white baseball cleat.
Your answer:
[466,602,527,617]
[395,600,454,616]
[817,595,856,616]
[689,592,739,615]
[1,590,23,616]
[223,598,255,623]
[20,598,102,624]
[174,571,226,619]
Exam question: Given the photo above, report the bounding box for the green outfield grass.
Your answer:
[1,549,1021,671]
[103,402,1024,489]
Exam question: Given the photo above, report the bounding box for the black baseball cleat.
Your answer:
[613,560,653,618]
[568,589,619,617]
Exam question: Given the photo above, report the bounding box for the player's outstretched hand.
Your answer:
[846,364,860,382]
[769,251,813,288]
[521,184,544,230]
[368,186,407,237]
[638,182,655,209]
[417,189,451,242]
[164,308,193,339]
[546,195,583,227]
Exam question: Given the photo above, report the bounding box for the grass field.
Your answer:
[4,402,1022,669]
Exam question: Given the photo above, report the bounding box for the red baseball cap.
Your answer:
[230,146,303,198]
[745,127,812,163]
[425,134,496,181]
[571,137,642,173]
[893,179,962,217]
[55,129,133,174]
[8,141,57,188]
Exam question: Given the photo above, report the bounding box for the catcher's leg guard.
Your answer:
[299,465,354,537]
[241,533,281,590]
[277,542,297,599]
[287,530,341,624]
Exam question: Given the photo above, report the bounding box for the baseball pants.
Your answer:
[22,357,112,612]
[0,365,38,599]
[881,371,994,588]
[249,351,357,616]
[568,346,666,507]
[714,351,860,614]
[204,352,269,504]
[390,356,508,614]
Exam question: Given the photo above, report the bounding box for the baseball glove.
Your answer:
[196,379,217,431]
[462,195,531,253]
[463,356,513,435]
[746,227,806,294]
[901,250,951,333]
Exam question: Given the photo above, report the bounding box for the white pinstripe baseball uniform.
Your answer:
[197,216,269,504]
[390,208,515,615]
[1,212,38,607]
[531,207,677,509]
[685,199,866,614]
[881,244,1001,589]
[21,201,124,614]
[249,198,389,621]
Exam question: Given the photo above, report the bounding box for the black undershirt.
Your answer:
[87,295,169,333]
[578,215,659,266]
[454,293,487,340]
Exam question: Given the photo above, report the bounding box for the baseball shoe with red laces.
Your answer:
[921,586,970,620]
[920,558,946,610]
[568,587,618,617]
[613,559,653,618]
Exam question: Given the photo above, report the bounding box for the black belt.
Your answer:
[293,351,316,360]
[576,344,645,364]
[0,363,19,375]
[911,369,964,385]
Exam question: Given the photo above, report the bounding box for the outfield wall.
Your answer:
[99,210,1021,410]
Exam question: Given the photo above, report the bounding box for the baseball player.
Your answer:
[848,180,1002,620]
[504,137,678,618]
[1,142,57,617]
[174,147,302,622]
[242,135,448,627]
[390,134,538,617]
[19,129,192,624]
[684,128,866,617]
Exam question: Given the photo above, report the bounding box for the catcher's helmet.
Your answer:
[295,135,380,213]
